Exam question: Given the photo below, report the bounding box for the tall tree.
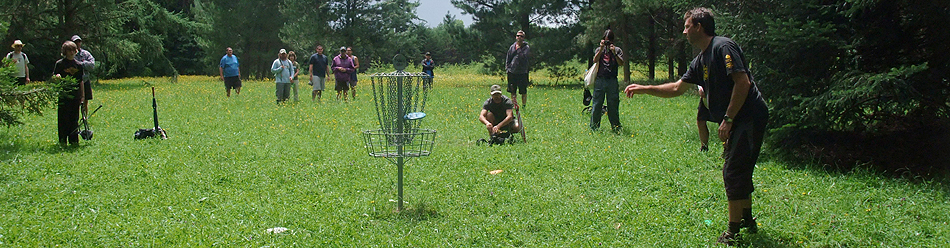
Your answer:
[0,0,197,80]
[194,0,287,78]
[451,0,585,80]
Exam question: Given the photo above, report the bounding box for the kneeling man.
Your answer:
[479,85,522,137]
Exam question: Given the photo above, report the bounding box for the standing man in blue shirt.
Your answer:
[219,47,241,97]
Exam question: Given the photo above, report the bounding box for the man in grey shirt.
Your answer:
[505,30,530,109]
[71,35,95,112]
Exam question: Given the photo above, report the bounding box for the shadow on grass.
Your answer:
[374,202,442,222]
[94,78,173,92]
[740,229,796,247]
[0,132,86,162]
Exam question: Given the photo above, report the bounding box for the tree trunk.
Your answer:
[647,13,656,81]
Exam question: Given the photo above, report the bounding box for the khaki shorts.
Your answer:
[310,76,326,91]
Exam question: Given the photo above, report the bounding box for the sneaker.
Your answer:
[717,231,739,246]
[741,218,758,234]
[700,145,709,152]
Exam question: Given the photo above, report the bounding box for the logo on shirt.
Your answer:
[703,66,709,81]
[725,54,734,70]
[64,67,79,75]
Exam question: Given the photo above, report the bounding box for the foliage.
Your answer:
[0,0,199,80]
[0,58,65,126]
[1,75,948,246]
[714,0,950,171]
[452,0,586,77]
[193,0,287,78]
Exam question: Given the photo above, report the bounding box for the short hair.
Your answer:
[288,51,296,59]
[315,44,323,50]
[61,41,78,56]
[685,7,717,37]
[517,30,526,37]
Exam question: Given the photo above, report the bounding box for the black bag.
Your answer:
[134,127,166,139]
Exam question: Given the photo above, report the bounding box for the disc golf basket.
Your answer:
[361,53,436,211]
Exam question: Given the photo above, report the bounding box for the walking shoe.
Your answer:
[741,217,758,234]
[717,231,739,246]
[700,144,709,152]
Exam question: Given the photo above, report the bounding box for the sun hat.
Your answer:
[490,85,503,95]
[11,40,23,48]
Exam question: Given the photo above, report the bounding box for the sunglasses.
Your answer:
[516,35,524,37]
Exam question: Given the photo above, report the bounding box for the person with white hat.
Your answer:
[6,40,29,85]
[478,84,522,137]
[271,49,293,104]
[71,35,95,112]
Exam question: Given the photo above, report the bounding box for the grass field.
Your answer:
[1,67,948,247]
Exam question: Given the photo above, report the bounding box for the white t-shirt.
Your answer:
[6,52,29,77]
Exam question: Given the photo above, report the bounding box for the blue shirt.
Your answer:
[220,55,240,77]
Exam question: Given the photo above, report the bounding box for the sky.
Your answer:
[415,0,474,27]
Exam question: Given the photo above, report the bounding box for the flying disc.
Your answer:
[404,112,426,120]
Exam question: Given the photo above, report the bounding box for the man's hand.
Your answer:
[624,84,648,98]
[718,120,733,142]
[486,123,495,134]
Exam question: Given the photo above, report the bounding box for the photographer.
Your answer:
[589,28,625,132]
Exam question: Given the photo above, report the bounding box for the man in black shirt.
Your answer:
[479,85,522,137]
[624,7,769,245]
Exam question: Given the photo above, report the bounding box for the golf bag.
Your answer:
[477,132,514,146]
[134,87,167,139]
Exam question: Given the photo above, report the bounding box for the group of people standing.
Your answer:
[9,35,99,145]
[218,45,362,104]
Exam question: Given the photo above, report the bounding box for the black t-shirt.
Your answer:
[595,46,624,79]
[53,58,84,100]
[681,36,767,122]
[308,53,329,77]
[483,95,514,124]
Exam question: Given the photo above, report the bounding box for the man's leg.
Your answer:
[698,120,709,151]
[235,87,241,95]
[226,88,231,97]
[589,78,607,130]
[604,78,621,129]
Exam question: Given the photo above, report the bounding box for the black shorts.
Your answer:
[507,73,528,94]
[697,99,713,122]
[722,115,768,201]
[335,79,350,91]
[83,81,93,100]
[224,76,242,90]
[16,77,27,85]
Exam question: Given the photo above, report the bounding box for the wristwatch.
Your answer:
[723,115,734,123]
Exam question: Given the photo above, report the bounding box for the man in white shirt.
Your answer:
[6,40,30,85]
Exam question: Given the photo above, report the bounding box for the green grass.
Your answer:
[1,72,948,247]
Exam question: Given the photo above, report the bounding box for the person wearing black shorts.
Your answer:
[479,85,522,137]
[697,85,713,152]
[505,30,530,108]
[624,7,769,245]
[220,47,242,97]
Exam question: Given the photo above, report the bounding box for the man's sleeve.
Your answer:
[81,51,95,71]
[722,42,749,76]
[680,56,703,87]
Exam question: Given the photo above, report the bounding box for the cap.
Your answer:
[71,35,82,42]
[279,49,287,54]
[490,85,503,95]
[339,47,347,52]
[11,40,24,48]
[425,52,431,56]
